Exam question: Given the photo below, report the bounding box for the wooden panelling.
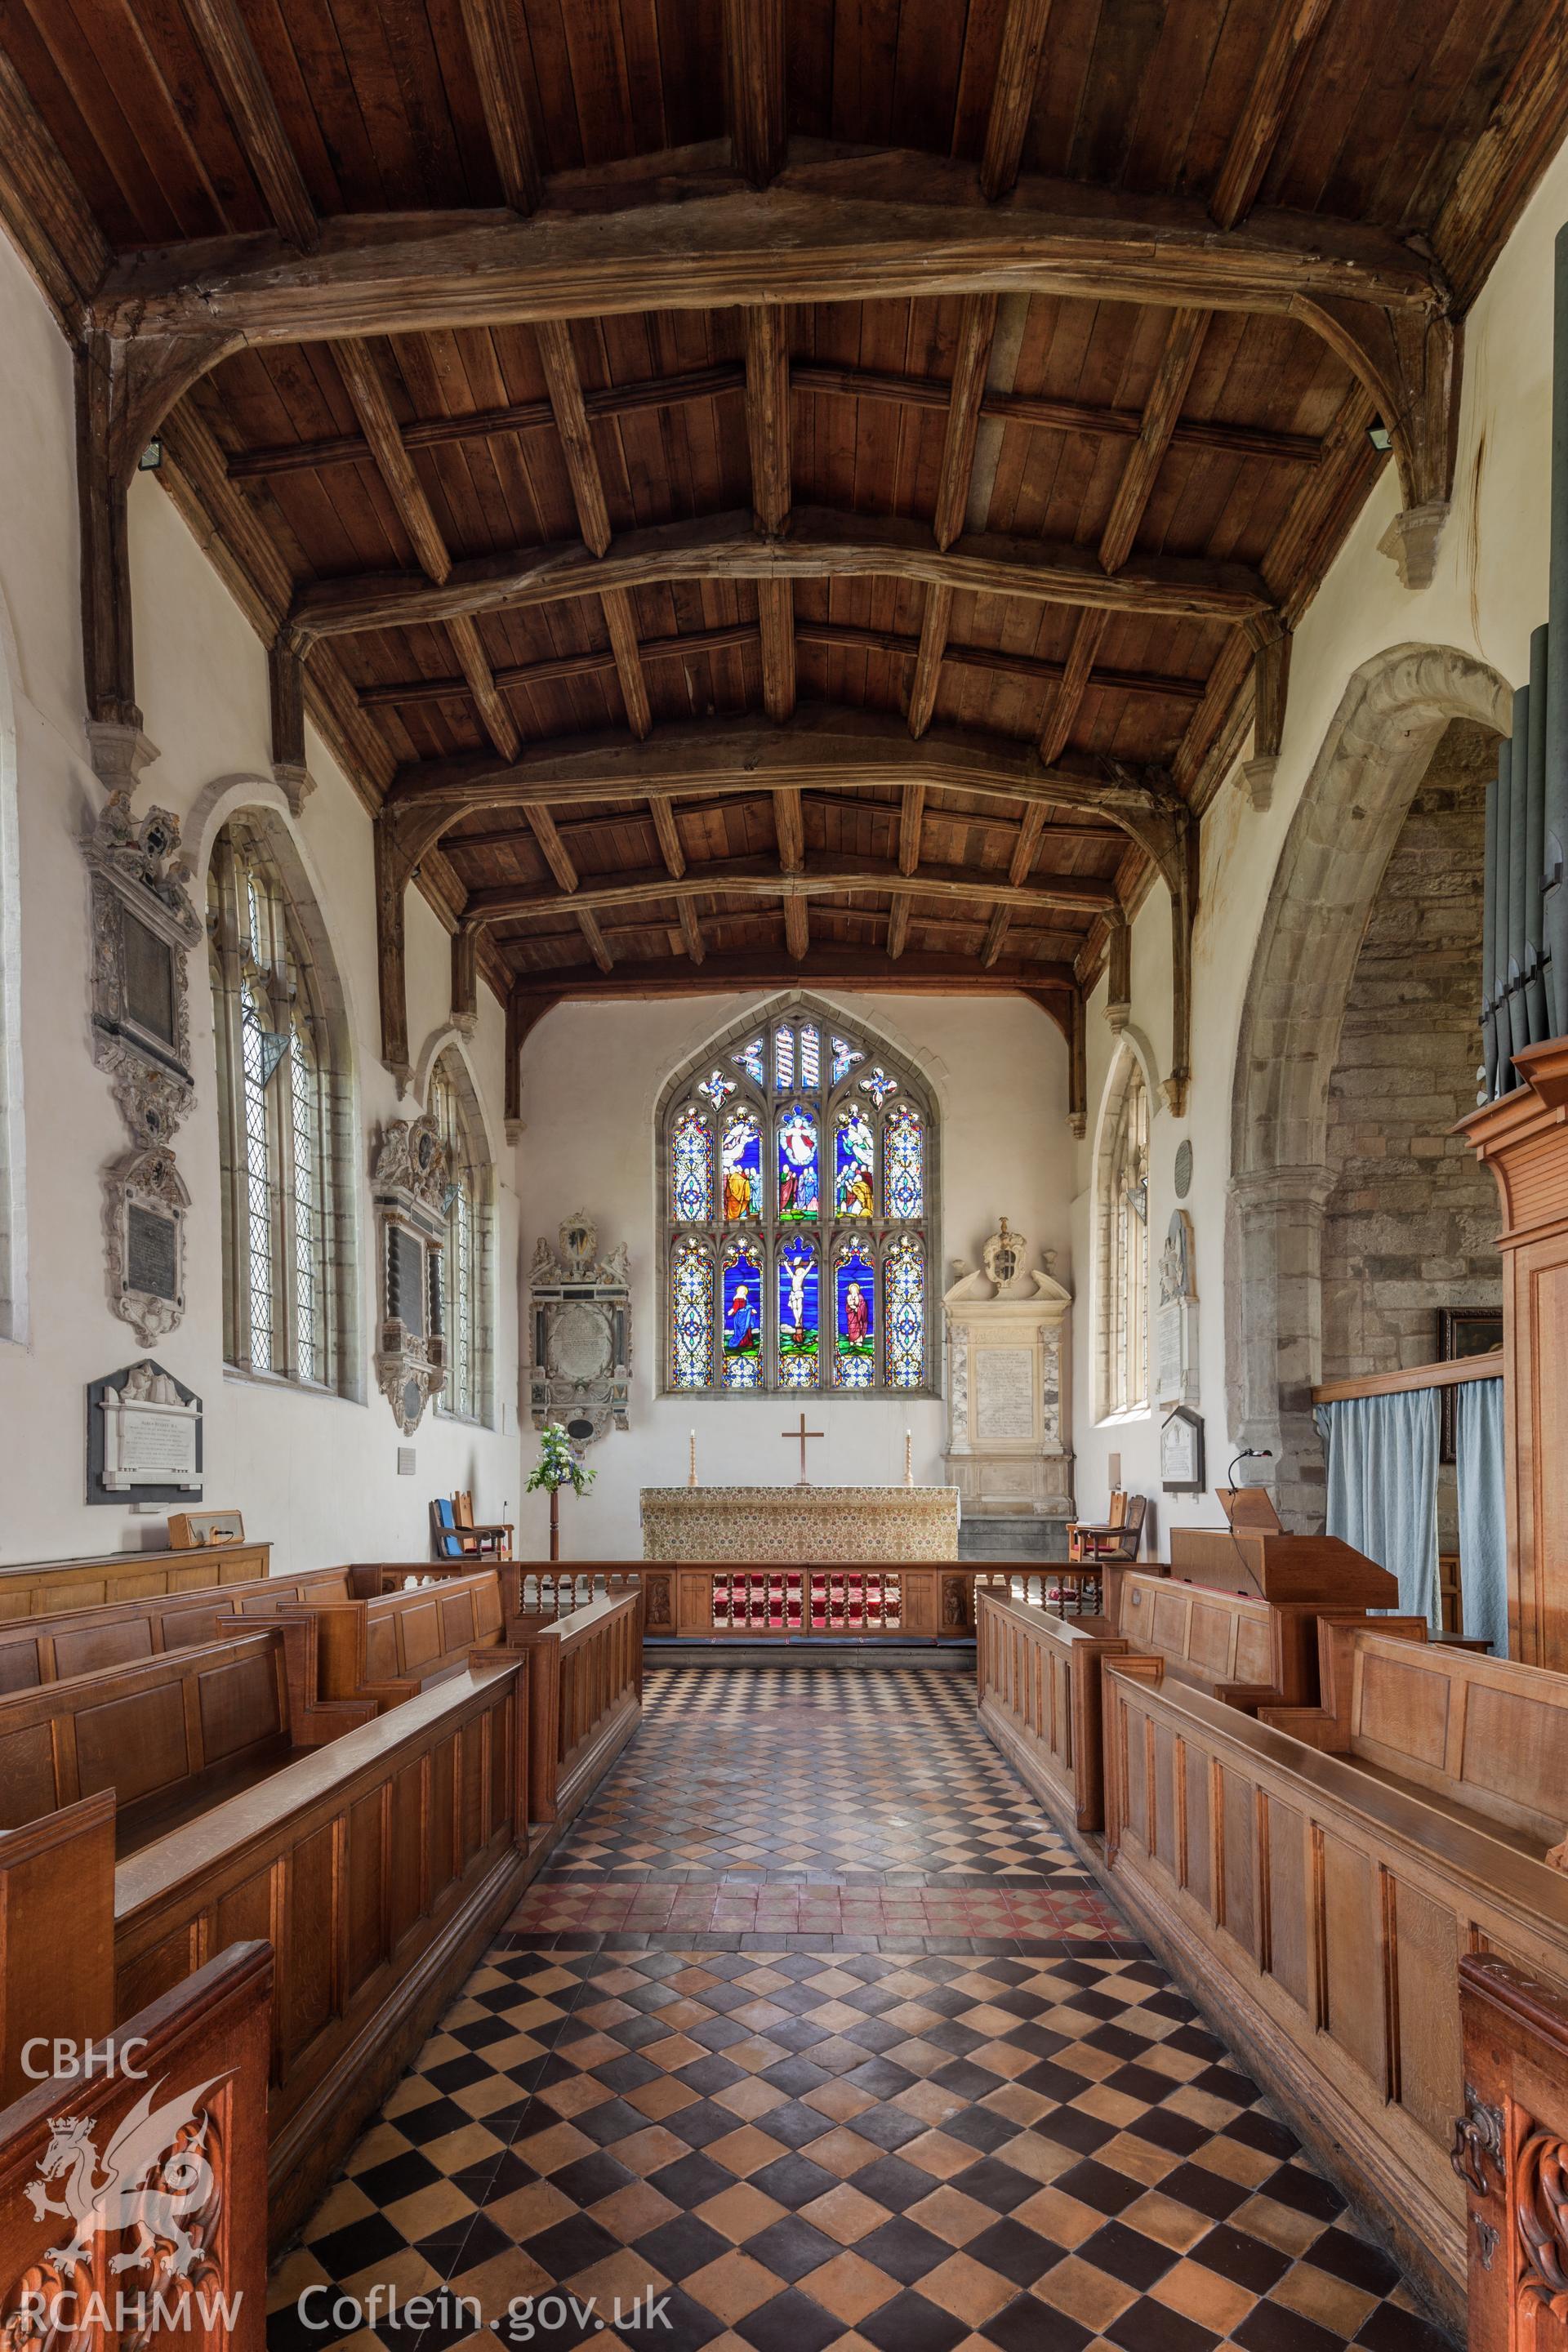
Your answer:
[112,1661,532,2247]
[0,1543,271,1622]
[1102,1655,1568,2330]
[0,1628,294,1845]
[524,1590,643,1825]
[976,1591,1127,1834]
[1463,1040,1568,1671]
[1265,1623,1568,1856]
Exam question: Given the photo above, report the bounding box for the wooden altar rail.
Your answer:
[1455,1953,1568,2347]
[416,1561,1110,1640]
[1099,1637,1568,2332]
[0,1939,272,2352]
[1311,1348,1504,1404]
[0,1541,272,1622]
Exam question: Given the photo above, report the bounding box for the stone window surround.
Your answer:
[428,1042,497,1430]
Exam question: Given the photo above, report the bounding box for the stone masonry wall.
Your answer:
[1321,719,1502,1383]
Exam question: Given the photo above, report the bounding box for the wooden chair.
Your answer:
[1067,1491,1147,1564]
[431,1493,514,1561]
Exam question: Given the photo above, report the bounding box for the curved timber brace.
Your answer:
[374,799,466,1087]
[76,324,230,790]
[1111,795,1196,1119]
[504,988,563,1138]
[1302,296,1461,590]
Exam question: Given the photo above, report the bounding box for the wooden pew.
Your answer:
[299,1569,506,1711]
[1098,1637,1568,2331]
[0,1627,373,1854]
[977,1556,1401,1834]
[1454,1953,1568,2349]
[1262,1620,1568,1864]
[0,1586,641,2252]
[0,1566,359,1695]
[0,1565,503,1724]
[521,1590,644,1825]
[0,1540,272,1622]
[977,1591,1127,1834]
[114,1658,531,2247]
[0,1938,271,2351]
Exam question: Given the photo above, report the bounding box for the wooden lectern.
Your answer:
[1169,1511,1398,1608]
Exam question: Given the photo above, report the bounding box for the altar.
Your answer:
[639,1483,960,1563]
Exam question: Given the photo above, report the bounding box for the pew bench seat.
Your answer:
[0,1626,335,1857]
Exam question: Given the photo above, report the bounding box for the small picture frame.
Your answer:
[168,1509,244,1549]
[1160,1404,1205,1494]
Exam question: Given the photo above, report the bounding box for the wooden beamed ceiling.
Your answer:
[0,0,1565,1121]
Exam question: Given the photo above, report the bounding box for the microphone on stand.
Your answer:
[1223,1449,1275,1595]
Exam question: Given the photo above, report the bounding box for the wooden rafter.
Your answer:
[531,318,652,737]
[723,0,786,189]
[744,305,795,726]
[181,0,318,252]
[457,0,543,214]
[981,0,1054,202]
[329,341,449,584]
[445,792,1123,869]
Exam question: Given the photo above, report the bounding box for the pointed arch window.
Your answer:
[660,1004,935,1394]
[208,820,353,1391]
[430,1049,495,1424]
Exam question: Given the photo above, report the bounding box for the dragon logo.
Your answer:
[23,2074,229,2283]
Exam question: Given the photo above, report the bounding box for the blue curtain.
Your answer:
[1454,1376,1508,1656]
[1313,1390,1441,1628]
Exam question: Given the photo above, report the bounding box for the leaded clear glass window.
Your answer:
[208,822,346,1389]
[430,1049,493,1423]
[662,1006,933,1393]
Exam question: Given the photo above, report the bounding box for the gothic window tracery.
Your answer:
[662,1006,933,1393]
[208,820,352,1392]
[430,1049,494,1424]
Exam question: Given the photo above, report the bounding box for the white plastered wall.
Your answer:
[1070,135,1568,1548]
[0,230,519,1570]
[512,991,1071,1560]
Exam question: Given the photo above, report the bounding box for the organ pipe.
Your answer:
[1544,220,1568,1045]
[1481,760,1499,1099]
[1510,683,1531,1067]
[1528,624,1551,1044]
[1478,229,1568,1098]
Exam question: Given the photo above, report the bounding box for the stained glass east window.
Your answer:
[662,1005,933,1394]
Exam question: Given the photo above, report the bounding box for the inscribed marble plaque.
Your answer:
[127,1203,179,1300]
[974,1348,1035,1441]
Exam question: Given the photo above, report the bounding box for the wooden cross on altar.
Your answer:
[782,1410,824,1486]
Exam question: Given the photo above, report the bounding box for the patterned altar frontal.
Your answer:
[640,1485,960,1562]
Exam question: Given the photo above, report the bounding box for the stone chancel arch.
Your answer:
[1226,644,1511,1521]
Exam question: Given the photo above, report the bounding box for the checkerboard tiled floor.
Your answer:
[268,1668,1454,2352]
